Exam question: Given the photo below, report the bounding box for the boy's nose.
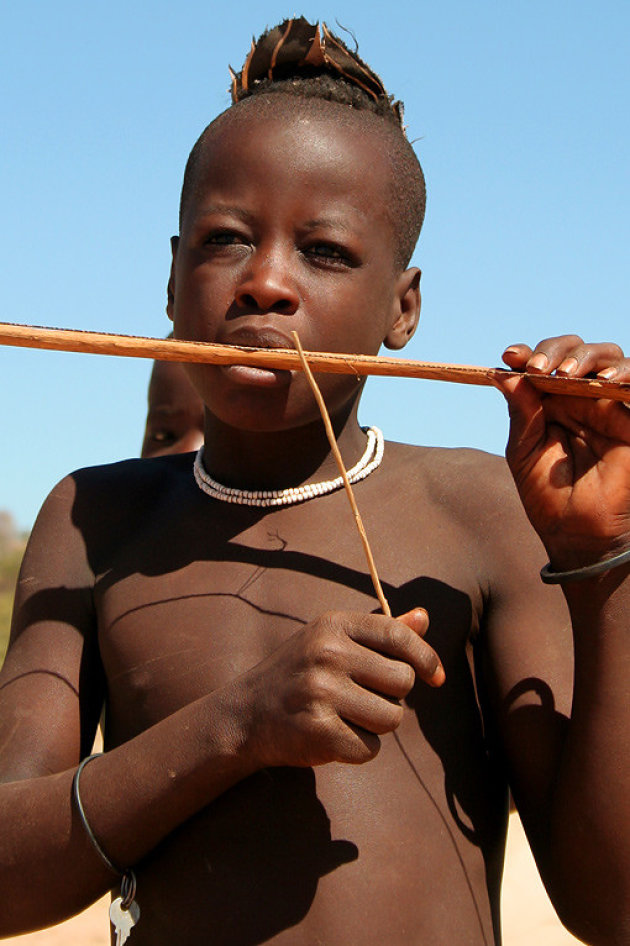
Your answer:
[234,253,299,315]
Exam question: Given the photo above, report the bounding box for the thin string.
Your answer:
[292,331,489,941]
[291,331,391,616]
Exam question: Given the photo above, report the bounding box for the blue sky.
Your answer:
[1,1,628,530]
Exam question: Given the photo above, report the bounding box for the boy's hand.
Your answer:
[237,608,444,770]
[495,335,630,569]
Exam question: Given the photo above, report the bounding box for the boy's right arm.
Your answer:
[0,473,442,936]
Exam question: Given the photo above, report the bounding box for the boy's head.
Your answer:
[179,18,426,272]
[167,18,425,431]
[141,356,204,458]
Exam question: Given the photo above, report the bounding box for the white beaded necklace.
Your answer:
[193,426,384,507]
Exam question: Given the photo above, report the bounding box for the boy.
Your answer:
[141,346,204,458]
[1,18,629,945]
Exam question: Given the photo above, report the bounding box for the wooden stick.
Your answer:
[291,331,391,617]
[2,321,630,402]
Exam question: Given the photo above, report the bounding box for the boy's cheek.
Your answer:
[172,281,232,337]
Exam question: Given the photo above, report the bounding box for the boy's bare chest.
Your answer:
[95,490,484,739]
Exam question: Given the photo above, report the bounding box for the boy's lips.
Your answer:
[220,327,296,351]
[220,362,292,388]
[217,329,295,387]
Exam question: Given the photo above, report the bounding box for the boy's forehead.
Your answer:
[210,95,379,139]
[196,98,394,208]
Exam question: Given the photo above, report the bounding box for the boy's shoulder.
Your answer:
[385,440,545,579]
[37,452,197,551]
[385,439,514,504]
[70,450,194,490]
[57,451,194,513]
[384,439,530,545]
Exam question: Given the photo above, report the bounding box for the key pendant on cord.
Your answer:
[109,870,140,945]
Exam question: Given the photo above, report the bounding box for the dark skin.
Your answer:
[1,100,630,945]
[141,359,204,458]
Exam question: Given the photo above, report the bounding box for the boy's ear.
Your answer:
[166,236,179,321]
[384,267,421,350]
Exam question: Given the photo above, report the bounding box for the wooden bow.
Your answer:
[1,322,630,402]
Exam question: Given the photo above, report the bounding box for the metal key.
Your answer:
[110,895,140,946]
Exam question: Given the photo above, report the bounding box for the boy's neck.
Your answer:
[201,404,370,492]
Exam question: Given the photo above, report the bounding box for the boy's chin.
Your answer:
[197,368,363,435]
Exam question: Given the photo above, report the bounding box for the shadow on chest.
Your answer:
[90,501,476,725]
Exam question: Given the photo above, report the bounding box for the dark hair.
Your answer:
[180,18,426,268]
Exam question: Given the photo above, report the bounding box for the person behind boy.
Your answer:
[141,342,204,458]
[1,18,629,946]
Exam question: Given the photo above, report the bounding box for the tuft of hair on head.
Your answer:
[230,18,404,126]
[180,16,426,269]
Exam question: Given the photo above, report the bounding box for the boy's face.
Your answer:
[169,102,420,432]
[141,361,204,458]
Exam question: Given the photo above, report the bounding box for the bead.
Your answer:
[193,428,384,507]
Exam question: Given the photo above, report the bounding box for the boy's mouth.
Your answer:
[221,326,296,351]
[220,362,292,388]
[217,327,296,387]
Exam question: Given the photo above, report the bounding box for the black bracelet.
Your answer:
[73,754,138,912]
[540,545,630,584]
[73,753,124,875]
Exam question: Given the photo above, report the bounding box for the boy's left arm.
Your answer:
[487,336,630,945]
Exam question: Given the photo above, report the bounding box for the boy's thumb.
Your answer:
[488,371,545,457]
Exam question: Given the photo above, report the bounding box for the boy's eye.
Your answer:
[311,244,342,258]
[151,429,175,444]
[205,231,246,246]
[304,243,355,267]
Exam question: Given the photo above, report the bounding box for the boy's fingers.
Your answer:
[394,610,445,686]
[492,371,544,427]
[395,608,445,685]
[348,648,416,699]
[349,611,444,688]
[338,721,382,764]
[596,356,630,383]
[503,337,627,379]
[311,714,382,765]
[503,336,585,374]
[552,341,624,377]
[502,343,533,371]
[339,683,405,735]
[490,372,549,472]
